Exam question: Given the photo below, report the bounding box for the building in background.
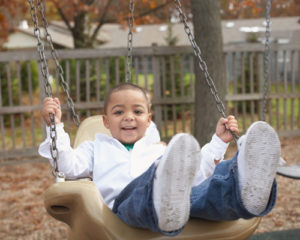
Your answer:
[3,16,300,50]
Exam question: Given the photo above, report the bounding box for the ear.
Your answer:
[147,112,152,127]
[102,115,110,129]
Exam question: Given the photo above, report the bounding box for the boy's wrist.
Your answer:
[216,133,231,143]
[210,134,229,160]
[46,122,65,137]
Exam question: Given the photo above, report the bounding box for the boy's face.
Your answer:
[103,89,151,144]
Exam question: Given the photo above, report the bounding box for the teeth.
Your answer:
[122,127,135,130]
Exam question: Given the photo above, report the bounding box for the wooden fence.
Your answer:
[0,43,299,160]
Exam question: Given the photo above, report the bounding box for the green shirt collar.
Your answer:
[122,143,134,151]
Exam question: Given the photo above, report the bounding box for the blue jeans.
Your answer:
[112,153,277,236]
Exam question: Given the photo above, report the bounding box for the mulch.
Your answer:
[0,136,300,239]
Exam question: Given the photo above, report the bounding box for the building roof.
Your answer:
[222,16,300,45]
[4,16,300,50]
[99,16,300,48]
[4,20,110,49]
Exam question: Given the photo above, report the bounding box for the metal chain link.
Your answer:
[262,0,271,121]
[36,0,80,126]
[173,0,238,141]
[28,0,52,98]
[28,0,62,180]
[28,0,80,181]
[126,0,134,83]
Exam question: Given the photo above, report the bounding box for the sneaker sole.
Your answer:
[242,121,280,214]
[155,133,201,232]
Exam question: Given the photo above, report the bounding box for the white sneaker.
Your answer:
[153,133,201,232]
[237,121,281,215]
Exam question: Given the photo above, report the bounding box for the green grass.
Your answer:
[227,82,300,132]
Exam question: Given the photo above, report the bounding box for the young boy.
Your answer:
[39,83,280,236]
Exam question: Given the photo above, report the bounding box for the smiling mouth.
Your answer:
[121,127,137,130]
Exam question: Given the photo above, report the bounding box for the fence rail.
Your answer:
[0,43,299,161]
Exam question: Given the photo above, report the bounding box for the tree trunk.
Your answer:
[73,12,89,48]
[191,0,226,146]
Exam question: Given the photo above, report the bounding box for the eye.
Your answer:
[113,110,123,115]
[134,109,143,115]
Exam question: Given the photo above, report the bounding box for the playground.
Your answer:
[1,0,300,239]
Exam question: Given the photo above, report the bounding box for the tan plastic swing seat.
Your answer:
[44,115,261,240]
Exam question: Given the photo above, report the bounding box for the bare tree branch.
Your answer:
[90,0,114,42]
[100,0,173,27]
[130,0,173,21]
[56,6,73,32]
[91,0,173,41]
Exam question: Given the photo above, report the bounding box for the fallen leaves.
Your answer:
[1,136,300,239]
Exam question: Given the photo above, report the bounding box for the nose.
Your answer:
[123,112,134,121]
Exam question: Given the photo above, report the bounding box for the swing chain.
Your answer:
[28,0,62,180]
[262,0,271,121]
[28,0,53,98]
[173,0,239,141]
[36,0,80,127]
[126,0,135,83]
